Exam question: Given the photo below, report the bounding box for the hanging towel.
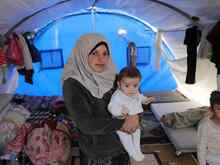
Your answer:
[155,29,162,70]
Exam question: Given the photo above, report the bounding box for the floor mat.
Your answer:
[141,143,198,165]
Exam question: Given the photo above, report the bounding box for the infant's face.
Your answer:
[118,77,140,96]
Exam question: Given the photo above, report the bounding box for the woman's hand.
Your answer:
[120,114,139,134]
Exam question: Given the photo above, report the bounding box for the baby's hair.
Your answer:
[210,90,220,108]
[117,66,141,82]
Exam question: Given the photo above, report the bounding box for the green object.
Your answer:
[161,106,209,128]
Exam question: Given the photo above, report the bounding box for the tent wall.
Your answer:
[16,13,177,96]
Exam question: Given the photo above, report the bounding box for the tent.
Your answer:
[0,0,220,105]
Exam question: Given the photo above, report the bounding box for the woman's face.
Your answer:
[88,44,110,73]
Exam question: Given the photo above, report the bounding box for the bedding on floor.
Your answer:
[0,94,78,164]
[151,101,205,154]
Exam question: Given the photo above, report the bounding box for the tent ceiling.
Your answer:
[0,0,220,34]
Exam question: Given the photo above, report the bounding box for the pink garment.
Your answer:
[6,123,32,153]
[25,124,71,165]
[6,122,72,165]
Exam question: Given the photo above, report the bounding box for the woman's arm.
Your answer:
[63,78,124,135]
[197,120,208,165]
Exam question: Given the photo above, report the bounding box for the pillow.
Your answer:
[0,104,30,154]
[160,106,209,128]
[0,94,12,112]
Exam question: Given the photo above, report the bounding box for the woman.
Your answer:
[62,33,139,165]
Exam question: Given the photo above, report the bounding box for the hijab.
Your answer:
[62,33,116,98]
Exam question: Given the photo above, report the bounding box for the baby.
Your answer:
[108,66,154,161]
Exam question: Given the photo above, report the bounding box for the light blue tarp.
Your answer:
[16,12,176,96]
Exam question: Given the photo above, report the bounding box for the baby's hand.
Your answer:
[121,105,129,117]
[143,96,155,105]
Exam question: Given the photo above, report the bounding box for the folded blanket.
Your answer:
[160,106,209,128]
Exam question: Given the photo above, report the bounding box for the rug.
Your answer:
[141,143,198,165]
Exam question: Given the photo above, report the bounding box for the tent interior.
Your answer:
[0,0,220,163]
[1,0,219,105]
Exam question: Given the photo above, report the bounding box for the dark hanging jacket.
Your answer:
[184,25,201,47]
[207,21,220,67]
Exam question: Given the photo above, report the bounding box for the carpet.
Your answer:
[141,143,198,165]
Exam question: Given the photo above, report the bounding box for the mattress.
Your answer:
[151,101,201,154]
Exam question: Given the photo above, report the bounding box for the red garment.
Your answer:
[0,49,6,65]
[6,34,23,66]
[6,122,72,165]
[6,123,32,153]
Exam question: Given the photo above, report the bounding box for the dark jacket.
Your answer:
[184,26,201,46]
[63,78,125,159]
[207,21,220,65]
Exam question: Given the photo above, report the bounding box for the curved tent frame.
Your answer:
[5,0,194,36]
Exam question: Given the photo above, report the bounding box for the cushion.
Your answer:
[160,106,209,128]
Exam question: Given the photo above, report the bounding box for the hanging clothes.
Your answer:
[18,34,34,84]
[6,33,23,66]
[23,32,41,63]
[0,49,7,84]
[198,24,214,59]
[0,65,18,94]
[184,25,201,84]
[155,29,162,70]
[0,34,5,49]
[207,21,220,65]
[207,20,220,90]
[0,35,7,84]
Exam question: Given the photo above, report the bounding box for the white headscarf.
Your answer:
[62,33,116,98]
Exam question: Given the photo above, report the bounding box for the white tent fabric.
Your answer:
[169,58,216,105]
[0,66,18,94]
[0,0,220,105]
